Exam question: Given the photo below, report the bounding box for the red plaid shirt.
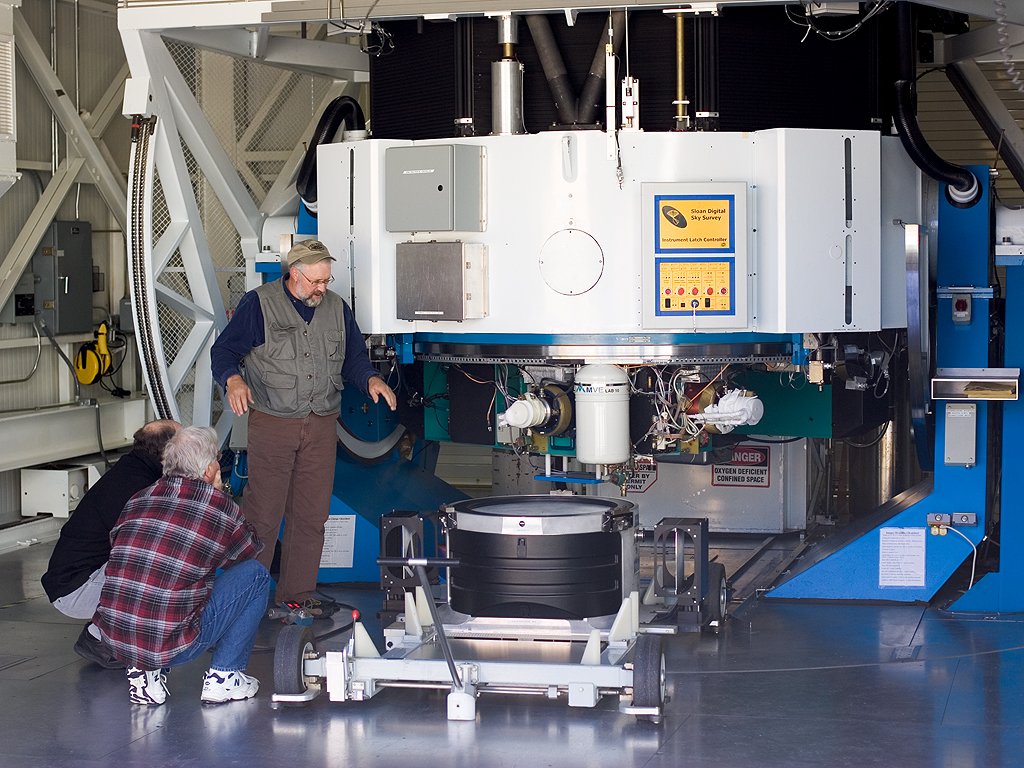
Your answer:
[94,475,262,669]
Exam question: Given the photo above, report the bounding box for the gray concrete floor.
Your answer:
[1,536,1023,767]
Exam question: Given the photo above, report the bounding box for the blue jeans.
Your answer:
[168,560,270,672]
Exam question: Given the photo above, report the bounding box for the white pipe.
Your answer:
[74,0,80,218]
[50,0,58,174]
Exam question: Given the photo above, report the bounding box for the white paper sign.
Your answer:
[878,527,926,587]
[319,514,356,569]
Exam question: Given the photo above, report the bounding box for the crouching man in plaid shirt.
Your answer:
[94,425,270,706]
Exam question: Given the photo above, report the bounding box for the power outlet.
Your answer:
[927,512,977,527]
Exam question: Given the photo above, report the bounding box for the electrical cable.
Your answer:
[995,0,1024,94]
[353,0,394,57]
[843,420,890,448]
[0,322,42,385]
[250,605,358,653]
[785,0,894,43]
[941,525,980,589]
[93,400,111,469]
[36,318,82,402]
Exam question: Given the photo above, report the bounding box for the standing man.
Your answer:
[211,239,396,616]
[41,419,181,668]
[94,426,269,705]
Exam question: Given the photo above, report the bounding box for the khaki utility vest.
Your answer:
[244,280,346,418]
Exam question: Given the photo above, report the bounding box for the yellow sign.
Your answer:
[655,196,734,252]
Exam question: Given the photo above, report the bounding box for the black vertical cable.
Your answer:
[454,18,475,136]
[694,14,719,132]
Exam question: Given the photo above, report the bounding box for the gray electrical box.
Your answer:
[117,295,135,334]
[385,144,484,233]
[32,220,93,334]
[396,241,488,321]
[944,402,977,467]
[0,272,36,324]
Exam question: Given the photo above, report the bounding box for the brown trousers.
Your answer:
[242,409,337,603]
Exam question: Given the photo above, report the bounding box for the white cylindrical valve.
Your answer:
[574,364,630,465]
[500,393,550,429]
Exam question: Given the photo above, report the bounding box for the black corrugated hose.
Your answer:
[295,96,367,216]
[893,1,980,207]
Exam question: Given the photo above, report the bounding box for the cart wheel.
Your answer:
[274,624,317,695]
[706,561,728,626]
[632,634,665,722]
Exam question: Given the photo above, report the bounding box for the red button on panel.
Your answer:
[721,288,728,295]
[677,288,685,295]
[707,287,714,295]
[691,287,699,295]
[665,288,672,294]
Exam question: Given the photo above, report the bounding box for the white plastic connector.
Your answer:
[693,389,765,433]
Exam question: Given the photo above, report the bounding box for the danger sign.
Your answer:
[712,445,770,488]
[625,455,658,493]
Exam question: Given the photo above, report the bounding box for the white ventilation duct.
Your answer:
[0,1,18,201]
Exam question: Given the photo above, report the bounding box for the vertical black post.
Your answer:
[694,15,719,132]
[454,18,475,136]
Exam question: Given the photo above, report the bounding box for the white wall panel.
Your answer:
[0,470,20,526]
[321,129,896,339]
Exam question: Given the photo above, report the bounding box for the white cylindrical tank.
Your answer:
[574,364,630,465]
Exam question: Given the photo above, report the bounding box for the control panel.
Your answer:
[641,182,748,330]
[656,258,733,314]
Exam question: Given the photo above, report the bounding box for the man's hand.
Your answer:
[226,374,254,416]
[367,376,397,411]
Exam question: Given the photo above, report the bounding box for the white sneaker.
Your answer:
[200,669,259,704]
[128,667,168,706]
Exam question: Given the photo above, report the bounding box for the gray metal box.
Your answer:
[944,402,977,467]
[32,220,93,334]
[385,144,484,233]
[0,271,35,324]
[396,241,488,321]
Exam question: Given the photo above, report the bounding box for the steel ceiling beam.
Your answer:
[12,9,127,229]
[946,59,1024,194]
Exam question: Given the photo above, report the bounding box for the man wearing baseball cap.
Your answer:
[211,239,396,618]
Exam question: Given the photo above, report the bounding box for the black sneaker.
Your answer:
[73,624,125,669]
[304,597,341,619]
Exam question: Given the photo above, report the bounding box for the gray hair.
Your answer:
[162,425,219,479]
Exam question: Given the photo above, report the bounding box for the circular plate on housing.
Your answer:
[539,229,604,295]
[445,494,635,535]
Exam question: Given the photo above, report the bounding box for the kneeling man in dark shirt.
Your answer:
[95,425,270,705]
[42,419,180,668]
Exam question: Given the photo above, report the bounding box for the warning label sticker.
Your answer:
[712,445,770,488]
[625,455,658,494]
[655,195,735,253]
